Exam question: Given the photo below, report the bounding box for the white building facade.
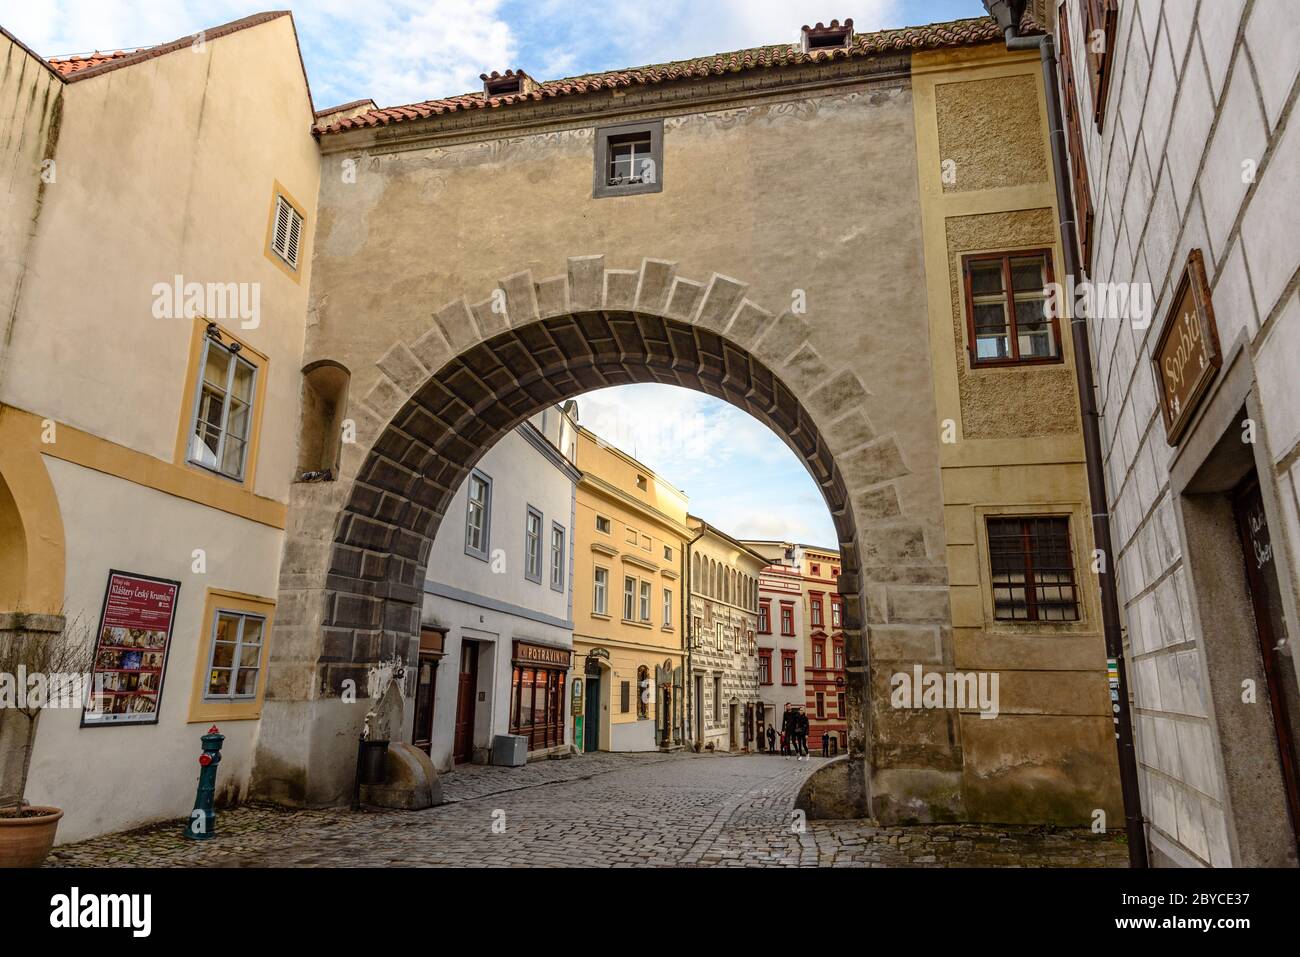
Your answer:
[746,542,808,749]
[414,406,579,769]
[685,519,763,752]
[1054,0,1300,866]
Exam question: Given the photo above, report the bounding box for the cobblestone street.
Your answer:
[48,752,1127,867]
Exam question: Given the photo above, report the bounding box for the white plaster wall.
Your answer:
[1063,0,1300,866]
[418,420,577,769]
[28,457,284,843]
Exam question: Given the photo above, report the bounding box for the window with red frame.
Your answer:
[781,651,796,685]
[759,649,772,685]
[964,250,1060,365]
[810,563,820,576]
[833,641,844,670]
[837,692,846,716]
[815,692,825,719]
[987,516,1080,621]
[758,602,771,634]
[810,596,823,627]
[780,605,794,636]
[813,641,824,669]
[831,598,842,629]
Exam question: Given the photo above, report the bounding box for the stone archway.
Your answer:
[254,255,955,820]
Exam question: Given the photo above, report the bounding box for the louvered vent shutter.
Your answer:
[271,196,303,270]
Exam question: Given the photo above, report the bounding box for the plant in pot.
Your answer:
[0,612,93,867]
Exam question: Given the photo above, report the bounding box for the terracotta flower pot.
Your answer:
[0,807,64,868]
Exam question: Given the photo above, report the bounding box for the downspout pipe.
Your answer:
[983,0,1149,869]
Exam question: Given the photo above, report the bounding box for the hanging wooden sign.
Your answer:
[1153,249,1222,445]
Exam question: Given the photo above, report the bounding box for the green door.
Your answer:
[584,675,601,752]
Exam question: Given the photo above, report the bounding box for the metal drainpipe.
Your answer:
[989,6,1149,868]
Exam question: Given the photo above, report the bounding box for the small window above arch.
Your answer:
[800,19,854,53]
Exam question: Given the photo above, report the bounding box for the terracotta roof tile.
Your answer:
[47,50,139,76]
[317,14,1032,136]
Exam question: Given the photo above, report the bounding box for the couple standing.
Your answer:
[781,703,809,759]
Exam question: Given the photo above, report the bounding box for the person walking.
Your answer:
[781,705,795,757]
[797,709,810,758]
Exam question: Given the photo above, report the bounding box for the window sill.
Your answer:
[591,612,611,621]
[968,354,1065,369]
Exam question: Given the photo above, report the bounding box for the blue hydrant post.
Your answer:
[184,724,224,841]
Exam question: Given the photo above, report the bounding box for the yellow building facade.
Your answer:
[571,428,689,752]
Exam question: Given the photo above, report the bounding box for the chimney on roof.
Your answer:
[800,18,855,53]
[480,69,533,98]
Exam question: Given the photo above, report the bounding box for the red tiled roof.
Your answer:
[40,12,300,87]
[47,50,138,76]
[318,14,1030,136]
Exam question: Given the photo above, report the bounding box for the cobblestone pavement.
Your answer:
[47,752,1127,867]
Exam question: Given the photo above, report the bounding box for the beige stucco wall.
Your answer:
[0,16,321,840]
[913,46,1122,823]
[1,15,319,504]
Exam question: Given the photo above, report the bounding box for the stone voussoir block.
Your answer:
[409,322,453,375]
[471,296,509,337]
[634,258,677,314]
[752,311,811,366]
[567,255,605,311]
[664,277,704,321]
[362,374,410,426]
[693,273,748,333]
[724,299,775,349]
[841,435,910,489]
[433,298,478,352]
[499,270,539,328]
[535,275,569,319]
[603,268,639,311]
[808,369,872,421]
[375,341,428,394]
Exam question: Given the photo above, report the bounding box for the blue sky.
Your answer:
[4,0,989,546]
[7,0,987,109]
[575,385,841,548]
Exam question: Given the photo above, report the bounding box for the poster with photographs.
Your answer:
[82,571,181,726]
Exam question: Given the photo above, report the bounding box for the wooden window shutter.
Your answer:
[1082,0,1118,128]
[1057,2,1096,274]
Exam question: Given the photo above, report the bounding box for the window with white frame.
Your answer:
[550,523,565,592]
[662,587,672,627]
[187,334,257,481]
[524,507,543,583]
[203,609,265,700]
[623,576,636,620]
[594,567,609,615]
[465,472,491,559]
[639,580,651,621]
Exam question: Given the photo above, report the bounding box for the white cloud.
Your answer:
[575,384,838,546]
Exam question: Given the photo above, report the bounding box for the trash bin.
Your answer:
[492,734,527,767]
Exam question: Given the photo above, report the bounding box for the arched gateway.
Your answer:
[252,20,1122,826]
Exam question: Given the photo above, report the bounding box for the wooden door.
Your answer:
[412,653,438,755]
[454,641,478,764]
[1233,476,1300,852]
[584,674,601,752]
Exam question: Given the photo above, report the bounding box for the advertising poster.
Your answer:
[82,571,181,727]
